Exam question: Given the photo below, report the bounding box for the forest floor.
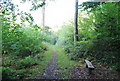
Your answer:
[71,65,120,79]
[34,45,120,79]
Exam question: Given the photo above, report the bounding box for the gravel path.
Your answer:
[40,51,60,79]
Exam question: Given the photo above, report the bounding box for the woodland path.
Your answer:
[35,45,120,79]
[40,49,60,79]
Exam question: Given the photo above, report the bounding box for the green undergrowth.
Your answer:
[2,43,53,79]
[29,44,53,78]
[55,46,79,79]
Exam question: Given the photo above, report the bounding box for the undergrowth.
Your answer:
[55,46,79,79]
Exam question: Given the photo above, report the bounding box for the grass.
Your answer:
[2,43,53,79]
[27,44,53,78]
[2,44,82,79]
[29,44,80,79]
[55,46,79,79]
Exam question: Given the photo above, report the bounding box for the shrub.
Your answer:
[34,54,44,61]
[1,67,15,80]
[16,56,38,69]
[15,69,32,79]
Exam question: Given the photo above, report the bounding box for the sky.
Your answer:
[13,0,89,31]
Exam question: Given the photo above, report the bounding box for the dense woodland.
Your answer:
[0,0,120,80]
[58,2,120,70]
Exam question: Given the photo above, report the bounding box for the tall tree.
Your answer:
[74,0,79,42]
[42,0,45,28]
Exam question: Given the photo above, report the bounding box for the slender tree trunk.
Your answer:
[42,0,45,28]
[74,0,79,42]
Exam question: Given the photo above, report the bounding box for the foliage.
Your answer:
[90,2,120,70]
[57,2,120,70]
[57,22,74,51]
[2,10,45,57]
[21,0,54,11]
[30,1,46,11]
[16,56,38,69]
[1,1,51,79]
[1,67,15,80]
[55,46,79,79]
[79,2,104,11]
[1,0,120,79]
[44,26,58,45]
[30,44,53,78]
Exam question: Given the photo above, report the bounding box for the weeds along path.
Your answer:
[37,45,79,79]
[34,45,119,79]
[55,46,79,79]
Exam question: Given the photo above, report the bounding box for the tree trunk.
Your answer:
[74,0,79,42]
[42,0,45,28]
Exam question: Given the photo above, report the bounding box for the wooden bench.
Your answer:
[85,60,94,74]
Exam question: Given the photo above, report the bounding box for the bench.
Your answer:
[85,60,94,74]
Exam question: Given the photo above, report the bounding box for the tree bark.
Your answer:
[74,0,79,42]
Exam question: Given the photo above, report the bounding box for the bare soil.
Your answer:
[71,65,120,79]
[39,51,61,79]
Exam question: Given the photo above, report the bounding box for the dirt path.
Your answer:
[40,50,60,79]
[34,45,120,79]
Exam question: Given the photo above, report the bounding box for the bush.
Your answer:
[16,56,38,69]
[15,69,32,79]
[1,67,15,80]
[34,54,44,61]
[57,2,120,71]
[3,57,13,67]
